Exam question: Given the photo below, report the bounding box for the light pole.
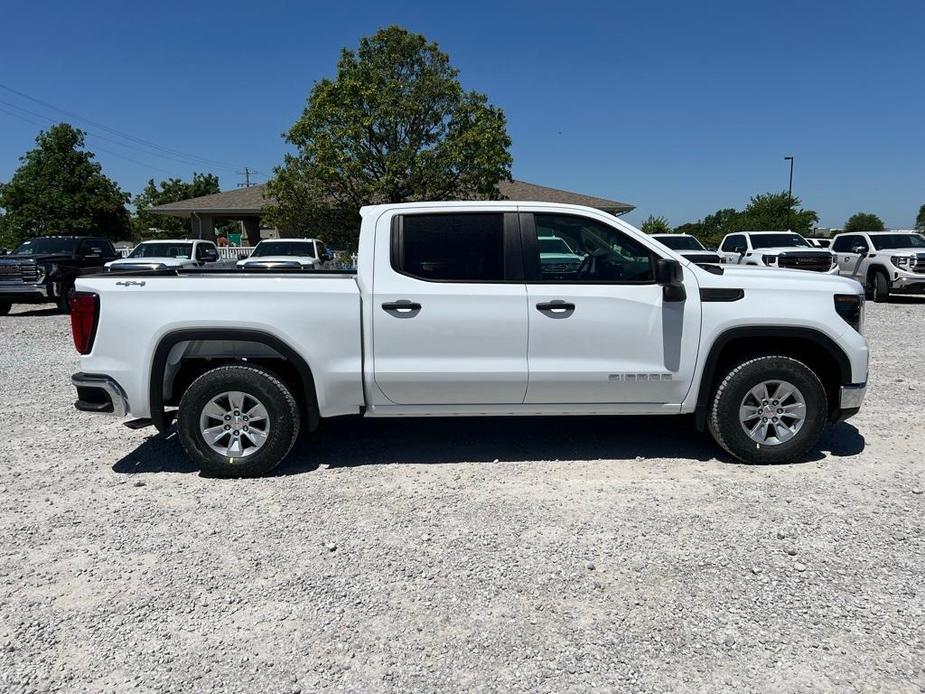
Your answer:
[784,156,794,230]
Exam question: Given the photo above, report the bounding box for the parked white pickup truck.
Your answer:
[719,231,837,273]
[70,201,869,477]
[830,230,925,302]
[236,238,331,270]
[106,239,219,271]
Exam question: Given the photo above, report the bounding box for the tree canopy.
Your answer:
[844,212,885,232]
[640,215,672,235]
[133,173,221,237]
[0,123,131,247]
[673,193,818,249]
[914,204,925,231]
[266,25,513,250]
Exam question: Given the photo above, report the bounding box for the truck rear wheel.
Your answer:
[177,365,301,477]
[708,355,827,465]
[0,300,10,316]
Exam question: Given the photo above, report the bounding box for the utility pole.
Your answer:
[784,156,794,231]
[236,167,259,188]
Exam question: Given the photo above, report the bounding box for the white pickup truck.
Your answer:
[719,231,837,273]
[69,201,869,477]
[830,230,925,302]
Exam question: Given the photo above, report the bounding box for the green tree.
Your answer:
[266,25,513,250]
[0,123,131,246]
[844,212,885,232]
[133,173,222,237]
[916,204,925,231]
[738,192,818,234]
[640,215,672,235]
[675,207,741,249]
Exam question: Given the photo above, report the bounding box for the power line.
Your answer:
[0,106,178,176]
[0,97,226,171]
[0,82,245,172]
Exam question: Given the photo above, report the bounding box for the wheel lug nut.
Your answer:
[243,426,249,431]
[233,430,239,436]
[242,415,248,421]
[773,400,778,405]
[762,417,768,422]
[234,410,240,416]
[224,415,231,421]
[772,417,778,422]
[224,424,230,430]
[777,408,783,414]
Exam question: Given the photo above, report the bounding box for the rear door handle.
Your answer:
[382,300,422,313]
[536,300,575,313]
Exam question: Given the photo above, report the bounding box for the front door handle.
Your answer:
[536,300,575,313]
[382,300,422,313]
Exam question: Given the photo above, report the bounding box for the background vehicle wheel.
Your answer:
[177,365,301,478]
[708,355,827,464]
[0,300,11,316]
[56,284,73,313]
[871,271,890,303]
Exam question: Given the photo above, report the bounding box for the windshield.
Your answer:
[655,235,704,251]
[129,242,194,259]
[13,238,78,255]
[251,241,315,258]
[749,233,810,249]
[870,233,925,250]
[538,237,575,255]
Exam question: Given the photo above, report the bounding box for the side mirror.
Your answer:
[734,246,747,255]
[851,245,866,255]
[237,253,249,261]
[656,258,686,301]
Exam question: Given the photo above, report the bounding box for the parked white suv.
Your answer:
[106,239,219,271]
[69,201,868,477]
[651,234,721,264]
[831,230,925,301]
[719,232,837,273]
[236,238,330,270]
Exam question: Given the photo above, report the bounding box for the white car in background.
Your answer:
[236,238,331,270]
[718,231,837,273]
[106,239,219,271]
[650,233,721,264]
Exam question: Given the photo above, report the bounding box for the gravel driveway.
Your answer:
[1,301,923,693]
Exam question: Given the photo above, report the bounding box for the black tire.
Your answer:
[0,300,11,316]
[177,365,301,478]
[871,271,890,303]
[708,355,827,465]
[56,284,72,314]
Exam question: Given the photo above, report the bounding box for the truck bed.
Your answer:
[74,272,364,421]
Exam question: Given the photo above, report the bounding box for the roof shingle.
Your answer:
[148,180,633,216]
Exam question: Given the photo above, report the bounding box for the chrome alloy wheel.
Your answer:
[738,380,806,446]
[199,391,270,458]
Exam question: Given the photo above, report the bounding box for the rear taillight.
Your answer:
[69,292,100,354]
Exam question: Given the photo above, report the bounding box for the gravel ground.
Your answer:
[1,300,923,693]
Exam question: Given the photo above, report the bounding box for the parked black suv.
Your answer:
[0,236,119,315]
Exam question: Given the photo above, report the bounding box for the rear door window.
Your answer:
[393,213,506,282]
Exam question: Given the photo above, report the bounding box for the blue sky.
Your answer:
[1,0,923,229]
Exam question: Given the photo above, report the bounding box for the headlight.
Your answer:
[762,254,778,265]
[834,294,864,333]
[890,255,911,271]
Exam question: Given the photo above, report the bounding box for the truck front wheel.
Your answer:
[871,271,890,303]
[0,300,10,316]
[708,355,827,464]
[177,365,301,477]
